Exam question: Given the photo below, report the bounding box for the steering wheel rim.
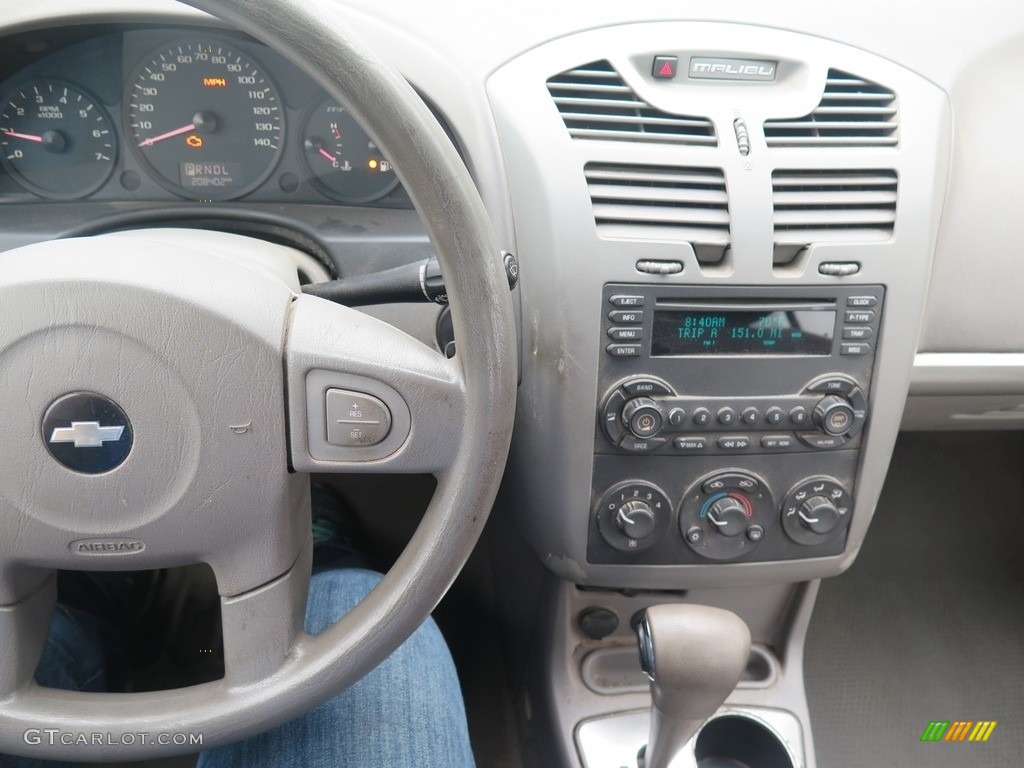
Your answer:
[0,0,515,759]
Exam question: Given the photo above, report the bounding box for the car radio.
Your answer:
[589,284,883,566]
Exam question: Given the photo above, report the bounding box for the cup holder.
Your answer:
[694,714,796,768]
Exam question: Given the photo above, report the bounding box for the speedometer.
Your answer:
[126,40,284,201]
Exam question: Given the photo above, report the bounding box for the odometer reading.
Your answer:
[651,309,836,356]
[127,41,284,200]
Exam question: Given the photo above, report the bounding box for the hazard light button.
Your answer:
[652,55,678,80]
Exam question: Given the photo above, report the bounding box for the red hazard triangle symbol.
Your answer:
[658,61,675,77]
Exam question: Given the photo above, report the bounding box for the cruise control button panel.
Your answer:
[326,389,392,447]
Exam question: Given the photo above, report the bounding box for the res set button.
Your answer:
[326,389,392,447]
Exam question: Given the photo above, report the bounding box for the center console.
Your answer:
[486,18,950,768]
[591,283,881,567]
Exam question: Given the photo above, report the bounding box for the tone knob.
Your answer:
[706,497,748,538]
[621,397,664,439]
[615,500,657,540]
[813,395,856,436]
[798,496,840,535]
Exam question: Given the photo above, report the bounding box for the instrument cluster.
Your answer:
[0,27,410,206]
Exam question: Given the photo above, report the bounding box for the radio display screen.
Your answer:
[651,308,835,356]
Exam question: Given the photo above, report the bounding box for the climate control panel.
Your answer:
[589,465,854,565]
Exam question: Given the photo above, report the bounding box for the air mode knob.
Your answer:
[621,397,664,439]
[798,496,841,535]
[615,500,657,540]
[813,395,856,436]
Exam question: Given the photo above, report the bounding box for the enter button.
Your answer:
[326,389,393,447]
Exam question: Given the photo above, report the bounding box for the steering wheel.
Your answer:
[0,0,516,759]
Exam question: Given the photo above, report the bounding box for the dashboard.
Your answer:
[2,3,1024,768]
[0,25,412,207]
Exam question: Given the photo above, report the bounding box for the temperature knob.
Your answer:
[798,496,841,535]
[706,497,748,538]
[621,397,664,439]
[615,500,657,540]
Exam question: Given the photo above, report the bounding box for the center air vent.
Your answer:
[547,61,716,146]
[772,169,897,261]
[764,69,898,147]
[586,163,730,263]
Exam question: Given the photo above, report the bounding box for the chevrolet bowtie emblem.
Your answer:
[49,421,125,449]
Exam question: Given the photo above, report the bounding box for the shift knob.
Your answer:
[636,604,751,768]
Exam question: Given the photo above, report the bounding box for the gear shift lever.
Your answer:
[636,604,751,768]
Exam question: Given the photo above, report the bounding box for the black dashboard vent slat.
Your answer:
[772,169,898,250]
[764,69,899,147]
[586,163,730,261]
[547,61,717,146]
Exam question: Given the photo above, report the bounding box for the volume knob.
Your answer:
[621,397,664,439]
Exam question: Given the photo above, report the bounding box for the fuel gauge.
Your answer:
[301,97,398,203]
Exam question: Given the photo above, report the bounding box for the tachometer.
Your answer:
[0,79,116,199]
[126,40,284,200]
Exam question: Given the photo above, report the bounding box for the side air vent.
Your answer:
[772,169,897,261]
[764,70,898,147]
[547,61,716,146]
[586,163,730,262]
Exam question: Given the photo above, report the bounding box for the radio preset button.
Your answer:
[608,326,643,341]
[841,342,872,356]
[717,435,752,450]
[847,296,878,307]
[765,406,785,425]
[761,435,796,450]
[692,407,713,427]
[842,326,873,340]
[668,408,687,426]
[606,343,642,357]
[610,294,644,307]
[844,310,875,324]
[608,309,644,324]
[717,407,737,425]
[622,379,674,397]
[789,406,809,426]
[741,407,761,425]
[674,436,708,451]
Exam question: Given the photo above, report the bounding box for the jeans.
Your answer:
[1,569,476,768]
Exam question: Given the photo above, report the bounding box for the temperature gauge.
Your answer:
[301,97,398,203]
